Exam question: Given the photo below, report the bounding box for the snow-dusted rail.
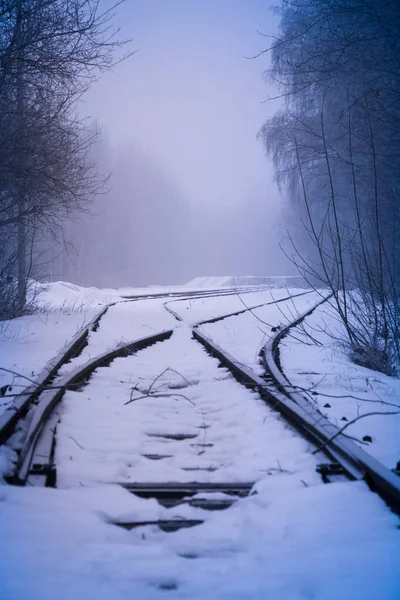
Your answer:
[164,288,314,325]
[262,295,400,512]
[0,302,112,447]
[121,285,269,301]
[193,326,362,480]
[15,330,174,485]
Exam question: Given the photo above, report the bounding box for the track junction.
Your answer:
[0,284,399,599]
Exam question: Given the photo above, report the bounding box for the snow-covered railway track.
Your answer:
[0,286,269,454]
[261,296,400,512]
[14,324,342,531]
[1,290,399,598]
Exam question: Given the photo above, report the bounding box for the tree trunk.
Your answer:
[16,0,26,312]
[17,200,26,310]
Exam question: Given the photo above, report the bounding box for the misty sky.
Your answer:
[63,0,296,285]
[84,0,281,210]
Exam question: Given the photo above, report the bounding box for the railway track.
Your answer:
[1,285,399,597]
[12,312,341,526]
[2,287,399,509]
[0,285,312,453]
[0,286,270,451]
[261,296,400,511]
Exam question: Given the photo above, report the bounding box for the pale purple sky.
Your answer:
[83,0,281,210]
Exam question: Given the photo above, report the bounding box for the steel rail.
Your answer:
[261,295,400,512]
[264,293,333,397]
[164,288,315,326]
[121,285,270,301]
[13,329,174,485]
[0,303,114,446]
[193,327,363,480]
[13,318,341,488]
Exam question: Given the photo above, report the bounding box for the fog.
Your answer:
[59,0,293,287]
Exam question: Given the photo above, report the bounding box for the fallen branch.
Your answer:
[312,410,400,455]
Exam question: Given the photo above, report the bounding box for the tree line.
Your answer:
[260,0,400,374]
[0,0,127,317]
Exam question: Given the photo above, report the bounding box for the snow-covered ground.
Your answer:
[0,280,129,418]
[198,290,321,374]
[0,280,399,599]
[279,300,400,471]
[1,478,398,600]
[0,310,98,416]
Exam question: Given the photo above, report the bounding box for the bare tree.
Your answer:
[258,0,400,374]
[0,0,130,315]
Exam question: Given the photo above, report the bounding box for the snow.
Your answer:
[0,480,399,599]
[55,326,319,486]
[57,299,177,375]
[166,287,313,326]
[279,301,400,471]
[0,280,399,599]
[0,310,97,417]
[199,290,321,374]
[0,280,131,419]
[35,275,287,307]
[33,280,118,309]
[0,279,197,418]
[34,279,189,307]
[184,276,234,288]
